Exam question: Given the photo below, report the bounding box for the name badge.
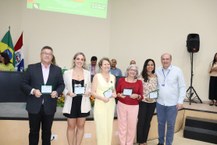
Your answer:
[123,88,133,96]
[103,89,113,98]
[149,90,158,99]
[74,86,85,95]
[41,85,52,94]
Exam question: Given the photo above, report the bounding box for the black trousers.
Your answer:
[209,76,217,100]
[28,106,54,145]
[137,102,156,143]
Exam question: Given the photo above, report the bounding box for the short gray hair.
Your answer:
[126,64,139,78]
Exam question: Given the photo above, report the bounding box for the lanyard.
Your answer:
[162,69,170,86]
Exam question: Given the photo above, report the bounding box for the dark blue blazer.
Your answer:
[22,63,65,115]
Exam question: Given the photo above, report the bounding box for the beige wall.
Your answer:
[109,0,217,101]
[1,0,217,101]
[0,0,111,68]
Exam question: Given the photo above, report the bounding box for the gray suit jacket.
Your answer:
[22,63,65,115]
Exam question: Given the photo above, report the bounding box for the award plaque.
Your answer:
[41,85,52,94]
[103,89,113,98]
[122,88,133,96]
[74,86,85,95]
[149,90,158,99]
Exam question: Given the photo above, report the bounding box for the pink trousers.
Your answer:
[117,101,139,145]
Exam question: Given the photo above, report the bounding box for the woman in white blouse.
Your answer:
[62,52,91,145]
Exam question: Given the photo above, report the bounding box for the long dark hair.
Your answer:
[141,59,155,82]
[212,53,217,66]
[0,52,11,65]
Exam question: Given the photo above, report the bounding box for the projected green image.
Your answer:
[27,0,108,18]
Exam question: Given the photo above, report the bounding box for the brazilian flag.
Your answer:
[0,30,14,66]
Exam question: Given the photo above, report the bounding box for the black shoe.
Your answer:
[209,100,214,106]
[157,143,164,145]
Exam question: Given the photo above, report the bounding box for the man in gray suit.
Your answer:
[22,46,65,145]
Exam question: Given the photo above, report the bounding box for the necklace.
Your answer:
[77,74,81,79]
[73,68,83,80]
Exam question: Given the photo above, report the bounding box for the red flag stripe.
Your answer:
[14,32,23,51]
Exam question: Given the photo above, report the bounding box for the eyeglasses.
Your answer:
[129,69,137,72]
[41,52,53,56]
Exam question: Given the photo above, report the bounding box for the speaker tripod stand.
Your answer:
[186,52,203,105]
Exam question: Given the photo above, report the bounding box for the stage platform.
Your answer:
[0,102,216,145]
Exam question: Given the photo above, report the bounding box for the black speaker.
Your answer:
[187,33,200,53]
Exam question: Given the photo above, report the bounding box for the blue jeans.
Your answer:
[156,103,178,145]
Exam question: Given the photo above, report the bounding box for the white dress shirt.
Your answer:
[156,65,186,106]
[41,63,50,84]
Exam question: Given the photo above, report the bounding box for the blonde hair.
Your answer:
[98,57,111,68]
[72,52,86,69]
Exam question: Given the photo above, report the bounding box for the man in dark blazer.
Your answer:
[22,46,65,145]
